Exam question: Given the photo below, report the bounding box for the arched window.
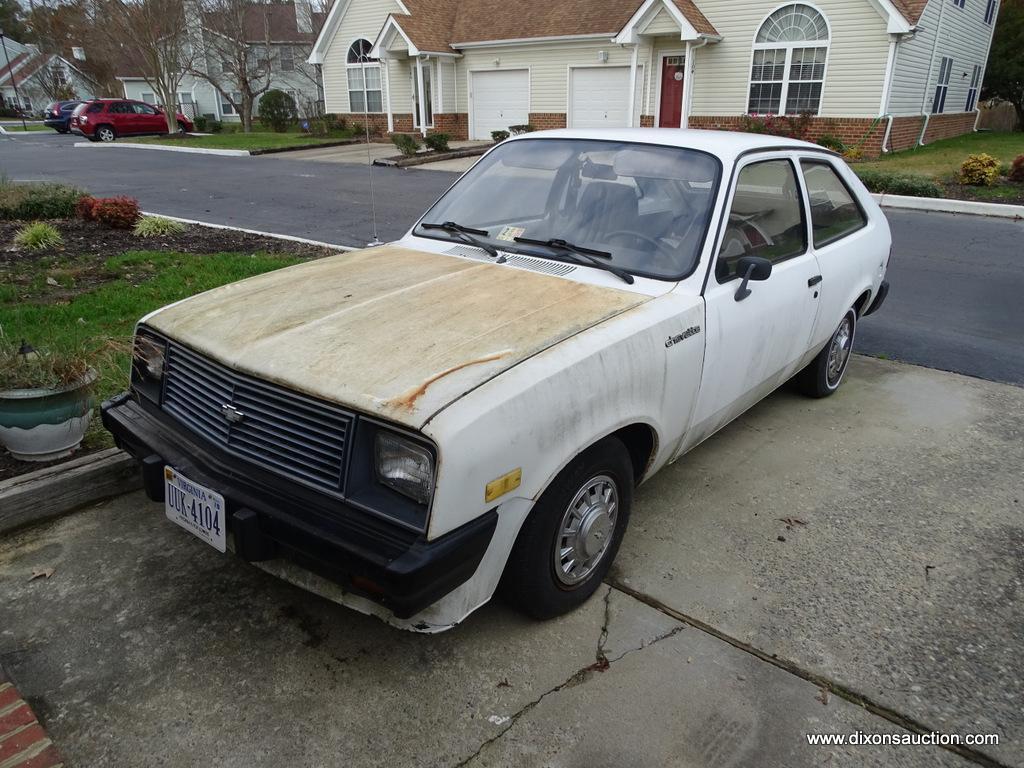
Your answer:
[748,4,829,115]
[346,39,382,112]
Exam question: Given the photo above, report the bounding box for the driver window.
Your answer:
[717,159,807,282]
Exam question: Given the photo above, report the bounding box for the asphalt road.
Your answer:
[3,131,1022,385]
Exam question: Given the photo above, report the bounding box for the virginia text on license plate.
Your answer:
[164,466,227,552]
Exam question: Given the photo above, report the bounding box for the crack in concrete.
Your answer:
[451,604,682,768]
[607,578,1012,768]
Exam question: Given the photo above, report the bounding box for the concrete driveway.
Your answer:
[268,140,488,166]
[1,356,1019,768]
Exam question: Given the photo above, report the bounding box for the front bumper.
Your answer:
[101,393,497,619]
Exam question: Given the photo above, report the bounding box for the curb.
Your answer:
[73,141,249,157]
[374,145,491,168]
[0,669,63,768]
[872,192,1024,219]
[139,212,358,251]
[0,447,142,536]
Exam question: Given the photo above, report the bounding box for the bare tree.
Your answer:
[36,62,77,101]
[96,0,194,133]
[188,0,276,132]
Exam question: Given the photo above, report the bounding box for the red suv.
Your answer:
[70,99,194,142]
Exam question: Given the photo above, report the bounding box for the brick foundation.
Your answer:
[529,112,567,130]
[639,115,655,127]
[922,111,977,144]
[432,113,468,140]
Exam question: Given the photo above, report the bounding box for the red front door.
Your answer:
[659,56,685,128]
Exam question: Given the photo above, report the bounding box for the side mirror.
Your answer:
[734,255,772,302]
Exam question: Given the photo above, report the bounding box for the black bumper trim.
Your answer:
[102,393,497,619]
[863,280,889,316]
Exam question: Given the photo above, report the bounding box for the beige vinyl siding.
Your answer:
[888,0,996,116]
[643,8,683,35]
[690,0,891,118]
[320,0,403,114]
[438,56,457,113]
[456,40,635,115]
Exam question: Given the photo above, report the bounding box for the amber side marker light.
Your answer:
[485,468,522,503]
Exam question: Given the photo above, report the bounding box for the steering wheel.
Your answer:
[605,229,675,260]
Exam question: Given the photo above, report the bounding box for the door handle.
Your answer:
[808,275,823,287]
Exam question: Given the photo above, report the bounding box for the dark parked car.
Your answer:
[43,100,84,133]
[69,99,194,142]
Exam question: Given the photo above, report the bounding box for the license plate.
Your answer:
[164,466,226,552]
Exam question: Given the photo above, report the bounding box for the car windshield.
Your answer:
[415,138,722,280]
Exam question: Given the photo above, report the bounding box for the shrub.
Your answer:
[391,133,421,156]
[739,112,814,141]
[959,153,1000,186]
[0,182,83,220]
[193,115,208,132]
[842,147,864,162]
[14,221,63,250]
[92,196,141,229]
[259,89,298,133]
[349,121,363,136]
[1008,154,1024,183]
[817,134,845,152]
[856,169,942,198]
[424,132,450,152]
[133,215,186,238]
[508,124,536,135]
[491,130,510,142]
[0,338,92,391]
[76,195,98,221]
[207,120,224,133]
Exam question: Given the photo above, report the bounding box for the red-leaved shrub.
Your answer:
[76,195,98,221]
[1010,155,1024,184]
[92,196,141,229]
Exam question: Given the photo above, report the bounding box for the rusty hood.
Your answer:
[143,245,650,428]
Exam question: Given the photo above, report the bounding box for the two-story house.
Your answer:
[308,0,1000,155]
[117,0,325,122]
[1,39,101,113]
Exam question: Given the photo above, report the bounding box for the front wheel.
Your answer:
[499,438,633,619]
[794,307,857,398]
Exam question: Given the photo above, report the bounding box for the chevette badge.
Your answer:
[220,404,246,424]
[665,326,701,348]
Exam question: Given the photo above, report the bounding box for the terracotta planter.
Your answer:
[0,369,97,461]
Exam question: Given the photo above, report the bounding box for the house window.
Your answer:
[141,92,156,104]
[346,39,382,113]
[932,56,952,114]
[748,4,830,115]
[952,0,965,7]
[965,64,982,111]
[220,91,242,115]
[984,0,997,24]
[279,45,294,72]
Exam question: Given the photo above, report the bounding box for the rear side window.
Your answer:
[86,103,104,113]
[801,161,868,248]
[717,159,807,282]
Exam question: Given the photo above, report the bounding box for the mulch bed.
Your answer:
[940,181,1024,206]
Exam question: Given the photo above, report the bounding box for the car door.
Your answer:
[683,154,822,448]
[798,157,874,354]
[133,101,166,134]
[107,101,135,133]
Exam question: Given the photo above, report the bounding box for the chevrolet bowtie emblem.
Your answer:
[220,404,246,424]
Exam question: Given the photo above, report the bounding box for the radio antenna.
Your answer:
[361,55,383,247]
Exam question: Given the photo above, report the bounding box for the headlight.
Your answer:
[374,431,434,505]
[131,329,166,402]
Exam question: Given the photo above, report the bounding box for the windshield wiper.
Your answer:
[514,236,634,285]
[419,221,503,261]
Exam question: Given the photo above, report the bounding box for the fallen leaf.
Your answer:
[496,678,511,688]
[816,687,830,706]
[29,568,54,581]
[46,276,59,286]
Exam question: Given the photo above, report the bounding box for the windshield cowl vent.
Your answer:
[445,245,577,278]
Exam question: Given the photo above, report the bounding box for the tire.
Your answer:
[794,307,857,398]
[499,437,634,619]
[177,120,188,134]
[96,125,116,143]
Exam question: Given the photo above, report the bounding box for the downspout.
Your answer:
[627,44,638,127]
[881,114,894,153]
[415,55,427,137]
[682,36,711,129]
[878,34,898,152]
[918,0,947,147]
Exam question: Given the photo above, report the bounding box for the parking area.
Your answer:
[2,356,1020,768]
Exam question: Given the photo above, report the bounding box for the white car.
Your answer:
[103,129,890,632]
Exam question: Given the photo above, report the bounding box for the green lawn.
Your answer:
[1,124,51,132]
[138,129,358,151]
[856,131,1024,180]
[2,250,303,449]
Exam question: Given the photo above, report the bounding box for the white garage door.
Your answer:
[569,66,632,129]
[470,69,529,140]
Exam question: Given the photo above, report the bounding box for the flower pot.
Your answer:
[0,369,97,462]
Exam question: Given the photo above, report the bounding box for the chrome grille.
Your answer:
[162,343,353,493]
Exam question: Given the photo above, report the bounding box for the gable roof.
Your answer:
[0,51,53,88]
[890,0,928,24]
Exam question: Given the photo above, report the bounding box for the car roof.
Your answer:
[504,128,834,163]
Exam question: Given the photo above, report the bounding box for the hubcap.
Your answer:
[554,474,618,586]
[826,313,854,387]
[100,129,113,141]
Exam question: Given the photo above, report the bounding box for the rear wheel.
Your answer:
[95,125,116,143]
[794,307,857,398]
[499,438,633,619]
[177,120,188,134]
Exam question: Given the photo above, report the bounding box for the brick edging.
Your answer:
[0,669,63,768]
